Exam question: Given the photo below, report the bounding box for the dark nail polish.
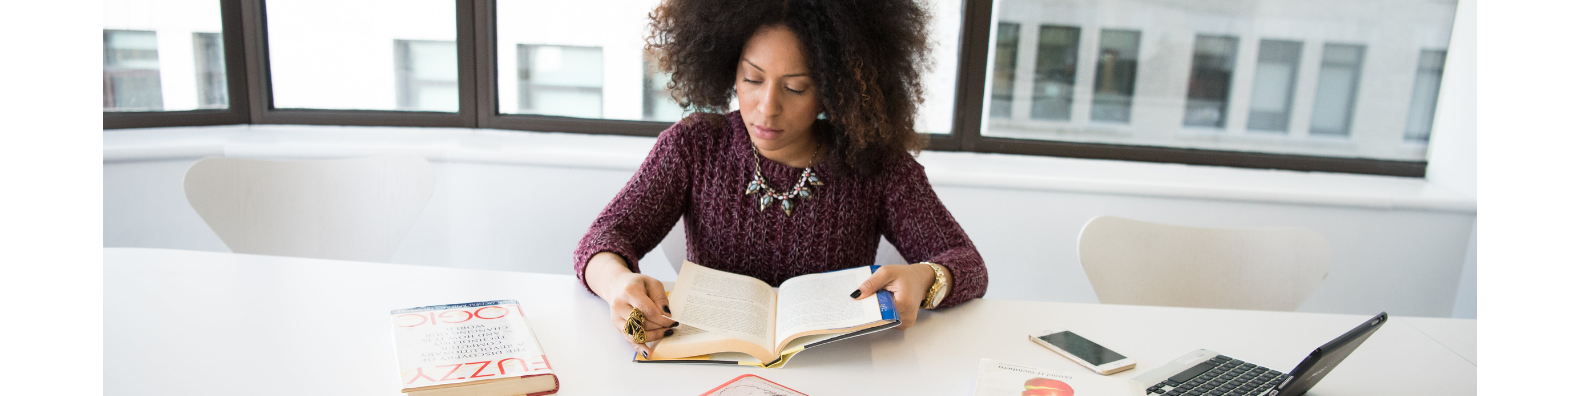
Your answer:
[670,322,680,328]
[664,329,674,337]
[641,351,649,359]
[850,290,861,298]
[663,305,671,314]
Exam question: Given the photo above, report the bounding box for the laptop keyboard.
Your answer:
[1145,355,1289,396]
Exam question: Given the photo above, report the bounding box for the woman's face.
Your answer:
[736,24,821,159]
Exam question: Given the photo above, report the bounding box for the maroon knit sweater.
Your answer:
[573,111,986,308]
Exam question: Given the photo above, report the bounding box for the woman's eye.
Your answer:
[786,86,806,94]
[743,78,762,84]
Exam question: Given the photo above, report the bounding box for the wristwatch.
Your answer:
[919,262,950,309]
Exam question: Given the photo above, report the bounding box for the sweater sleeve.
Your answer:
[571,118,697,295]
[877,157,988,309]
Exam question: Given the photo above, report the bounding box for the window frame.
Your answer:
[103,0,1428,177]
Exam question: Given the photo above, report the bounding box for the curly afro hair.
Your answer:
[646,0,934,177]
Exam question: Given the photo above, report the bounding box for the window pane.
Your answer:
[1310,44,1366,136]
[1184,35,1239,128]
[1031,25,1080,121]
[984,0,1457,162]
[1092,29,1140,124]
[1404,50,1447,142]
[266,0,456,111]
[518,45,603,118]
[495,0,960,134]
[103,0,226,112]
[989,22,1021,119]
[1247,40,1302,132]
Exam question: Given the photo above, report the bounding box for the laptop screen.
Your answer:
[1277,312,1387,395]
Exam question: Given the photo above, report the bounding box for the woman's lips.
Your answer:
[752,125,783,140]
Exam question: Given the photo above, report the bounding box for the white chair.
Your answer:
[183,155,436,263]
[1076,216,1331,311]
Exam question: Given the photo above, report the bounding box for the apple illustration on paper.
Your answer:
[1022,377,1074,396]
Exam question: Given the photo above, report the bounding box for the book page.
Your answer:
[669,261,778,354]
[773,266,884,348]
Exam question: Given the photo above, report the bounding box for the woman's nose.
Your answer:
[757,84,781,117]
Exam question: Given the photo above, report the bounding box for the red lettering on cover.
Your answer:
[497,357,526,375]
[404,368,438,384]
[437,363,468,381]
[394,313,429,327]
[438,310,473,324]
[474,306,508,320]
[467,360,496,378]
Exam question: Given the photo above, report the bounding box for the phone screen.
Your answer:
[1037,331,1127,366]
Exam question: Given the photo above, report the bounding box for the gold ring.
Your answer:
[624,308,647,343]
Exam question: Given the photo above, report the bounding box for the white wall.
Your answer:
[104,124,1476,318]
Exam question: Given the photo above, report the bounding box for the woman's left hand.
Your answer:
[852,263,945,329]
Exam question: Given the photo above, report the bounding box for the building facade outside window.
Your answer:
[395,40,460,112]
[1184,35,1239,129]
[1246,39,1303,133]
[1091,29,1140,124]
[104,30,164,111]
[192,32,228,109]
[983,0,1458,163]
[516,44,603,119]
[1310,43,1366,136]
[1404,49,1448,142]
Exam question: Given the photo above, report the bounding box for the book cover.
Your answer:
[973,359,1143,396]
[390,300,558,395]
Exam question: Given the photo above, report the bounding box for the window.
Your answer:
[104,30,163,111]
[1091,29,1140,124]
[395,40,460,112]
[1184,35,1239,129]
[1310,44,1366,136]
[1031,25,1080,121]
[106,0,1461,176]
[516,45,603,119]
[989,22,1021,119]
[1404,50,1448,142]
[265,0,457,111]
[643,51,686,122]
[1247,40,1302,132]
[192,32,228,109]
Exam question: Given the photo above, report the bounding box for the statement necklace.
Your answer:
[745,143,823,216]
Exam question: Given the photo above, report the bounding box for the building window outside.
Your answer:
[1404,49,1447,142]
[1030,25,1080,121]
[517,44,603,118]
[989,22,1021,119]
[643,51,685,122]
[1184,35,1239,129]
[1091,29,1140,124]
[1310,43,1366,136]
[193,32,228,109]
[104,30,164,111]
[1246,39,1302,132]
[394,40,460,112]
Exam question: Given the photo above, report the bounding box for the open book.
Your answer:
[641,261,899,367]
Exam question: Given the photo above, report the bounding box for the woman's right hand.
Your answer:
[585,252,678,357]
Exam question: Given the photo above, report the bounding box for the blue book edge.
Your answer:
[868,265,899,321]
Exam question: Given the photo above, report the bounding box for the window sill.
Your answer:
[104,124,1475,214]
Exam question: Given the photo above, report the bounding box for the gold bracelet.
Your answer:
[919,262,949,309]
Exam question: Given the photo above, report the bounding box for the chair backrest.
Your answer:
[183,155,436,263]
[1077,216,1331,311]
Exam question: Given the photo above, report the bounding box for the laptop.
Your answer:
[1127,312,1388,396]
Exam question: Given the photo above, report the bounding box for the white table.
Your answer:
[106,248,1476,395]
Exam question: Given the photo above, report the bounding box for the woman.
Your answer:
[573,0,987,357]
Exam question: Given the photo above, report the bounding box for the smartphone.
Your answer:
[1029,329,1136,375]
